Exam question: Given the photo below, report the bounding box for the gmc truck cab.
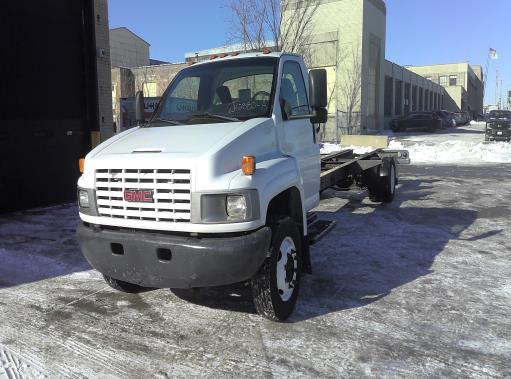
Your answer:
[77,52,394,321]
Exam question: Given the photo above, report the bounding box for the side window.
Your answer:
[280,61,309,117]
[164,76,200,114]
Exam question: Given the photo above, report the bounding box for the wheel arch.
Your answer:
[265,186,304,234]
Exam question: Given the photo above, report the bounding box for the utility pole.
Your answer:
[495,70,499,109]
[499,79,503,110]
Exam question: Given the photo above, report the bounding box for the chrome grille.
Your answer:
[95,169,191,222]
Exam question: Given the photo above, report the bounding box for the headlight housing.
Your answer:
[77,188,98,216]
[78,190,90,208]
[191,190,259,224]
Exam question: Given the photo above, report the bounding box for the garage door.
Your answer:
[0,0,98,212]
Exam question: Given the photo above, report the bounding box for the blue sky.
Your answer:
[109,0,509,105]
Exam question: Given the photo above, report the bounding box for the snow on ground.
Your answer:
[389,139,511,164]
[1,164,511,377]
[321,122,511,164]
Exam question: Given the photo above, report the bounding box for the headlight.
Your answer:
[192,190,259,224]
[78,190,90,208]
[226,195,247,220]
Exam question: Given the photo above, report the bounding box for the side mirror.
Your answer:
[311,108,328,124]
[135,91,145,124]
[309,69,327,124]
[309,69,327,108]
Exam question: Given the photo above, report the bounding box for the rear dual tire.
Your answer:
[366,159,396,203]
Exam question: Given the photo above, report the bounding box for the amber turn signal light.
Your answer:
[79,158,85,173]
[241,156,256,175]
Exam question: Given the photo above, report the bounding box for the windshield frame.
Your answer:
[149,56,280,126]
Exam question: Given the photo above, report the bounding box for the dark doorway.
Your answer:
[0,0,98,213]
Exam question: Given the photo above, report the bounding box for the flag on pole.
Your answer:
[489,48,498,60]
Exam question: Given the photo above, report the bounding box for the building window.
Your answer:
[439,76,448,87]
[143,82,158,97]
[412,85,417,111]
[404,83,411,114]
[384,76,393,116]
[394,80,402,116]
[449,75,457,86]
[367,34,381,130]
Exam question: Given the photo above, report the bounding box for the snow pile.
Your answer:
[321,139,511,164]
[388,139,511,164]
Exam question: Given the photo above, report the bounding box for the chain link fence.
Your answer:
[319,111,362,143]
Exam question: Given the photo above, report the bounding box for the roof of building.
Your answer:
[404,62,474,69]
[149,58,169,66]
[110,27,150,46]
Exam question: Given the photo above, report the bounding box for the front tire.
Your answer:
[251,216,302,321]
[103,274,146,293]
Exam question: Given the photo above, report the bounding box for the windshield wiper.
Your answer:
[148,118,183,126]
[188,113,240,122]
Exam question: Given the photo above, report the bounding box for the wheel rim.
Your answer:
[276,236,297,302]
[390,165,395,195]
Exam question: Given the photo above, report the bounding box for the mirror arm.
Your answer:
[287,113,315,121]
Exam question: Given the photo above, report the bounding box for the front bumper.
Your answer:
[77,224,271,289]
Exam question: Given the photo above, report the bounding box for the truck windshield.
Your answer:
[488,110,511,119]
[150,57,279,125]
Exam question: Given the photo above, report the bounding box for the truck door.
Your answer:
[279,59,320,211]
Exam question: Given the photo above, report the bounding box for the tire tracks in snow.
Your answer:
[0,345,47,379]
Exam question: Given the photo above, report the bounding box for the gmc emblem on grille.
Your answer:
[124,189,154,203]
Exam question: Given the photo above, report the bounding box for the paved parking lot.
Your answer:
[1,161,511,377]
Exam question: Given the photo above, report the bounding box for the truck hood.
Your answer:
[94,122,248,157]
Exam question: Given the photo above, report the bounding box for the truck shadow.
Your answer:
[172,177,491,322]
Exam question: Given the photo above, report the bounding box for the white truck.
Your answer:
[77,52,408,321]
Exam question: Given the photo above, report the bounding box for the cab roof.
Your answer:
[190,51,300,67]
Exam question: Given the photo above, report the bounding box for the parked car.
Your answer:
[485,110,511,142]
[434,110,456,129]
[391,112,441,132]
[454,112,471,126]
